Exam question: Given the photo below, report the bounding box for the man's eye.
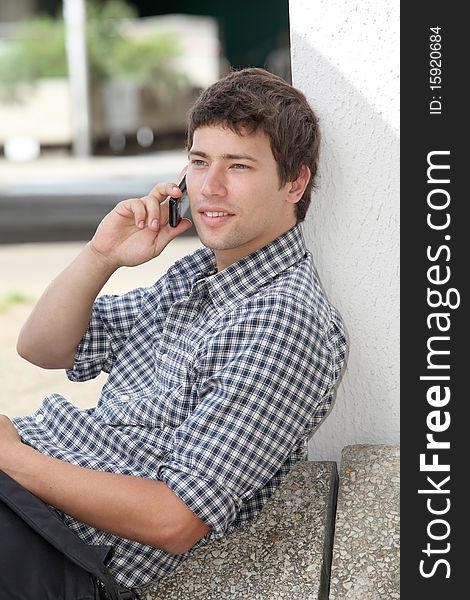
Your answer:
[233,163,248,170]
[192,159,207,166]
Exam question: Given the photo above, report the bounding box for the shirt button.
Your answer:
[35,413,44,424]
[161,353,168,362]
[120,394,130,401]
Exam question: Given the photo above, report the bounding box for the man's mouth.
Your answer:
[198,208,234,226]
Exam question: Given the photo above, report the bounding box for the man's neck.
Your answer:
[214,222,297,272]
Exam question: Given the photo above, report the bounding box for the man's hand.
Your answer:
[90,180,192,269]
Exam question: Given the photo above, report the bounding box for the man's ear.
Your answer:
[286,165,311,205]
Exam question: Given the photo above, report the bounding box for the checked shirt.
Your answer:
[13,224,347,588]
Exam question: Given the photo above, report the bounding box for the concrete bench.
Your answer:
[143,461,338,600]
[329,444,400,600]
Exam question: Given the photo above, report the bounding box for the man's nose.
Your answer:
[200,165,227,198]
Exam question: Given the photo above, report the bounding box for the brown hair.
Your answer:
[186,67,320,222]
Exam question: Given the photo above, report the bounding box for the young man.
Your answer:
[0,68,347,588]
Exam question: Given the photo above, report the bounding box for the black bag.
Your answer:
[0,470,140,599]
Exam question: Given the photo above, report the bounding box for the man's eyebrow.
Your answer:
[188,150,259,162]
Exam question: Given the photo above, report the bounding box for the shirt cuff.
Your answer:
[157,462,239,535]
[66,312,110,382]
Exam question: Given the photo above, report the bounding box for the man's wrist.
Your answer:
[84,242,120,278]
[0,438,33,481]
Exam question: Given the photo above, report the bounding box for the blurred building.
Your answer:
[0,0,289,156]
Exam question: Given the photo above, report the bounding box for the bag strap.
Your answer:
[0,470,138,600]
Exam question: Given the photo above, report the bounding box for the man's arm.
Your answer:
[16,244,118,370]
[0,416,209,554]
[17,181,191,370]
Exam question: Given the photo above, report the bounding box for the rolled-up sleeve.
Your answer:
[158,294,347,534]
[66,287,147,382]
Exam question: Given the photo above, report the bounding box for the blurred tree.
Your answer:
[0,0,183,99]
[0,15,67,96]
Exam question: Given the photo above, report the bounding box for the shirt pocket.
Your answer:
[157,339,194,390]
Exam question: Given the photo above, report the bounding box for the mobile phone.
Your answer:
[169,174,188,227]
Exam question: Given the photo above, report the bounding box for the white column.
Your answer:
[63,0,91,156]
[289,0,400,461]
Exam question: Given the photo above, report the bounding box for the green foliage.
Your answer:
[94,32,179,83]
[0,0,183,98]
[0,291,33,312]
[86,1,180,84]
[0,15,67,96]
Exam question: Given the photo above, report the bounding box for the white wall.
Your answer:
[289,0,399,462]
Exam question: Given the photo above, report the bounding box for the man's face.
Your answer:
[186,125,298,271]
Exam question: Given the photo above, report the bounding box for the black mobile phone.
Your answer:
[169,174,188,227]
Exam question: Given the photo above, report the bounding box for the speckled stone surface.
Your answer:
[329,445,400,600]
[142,461,338,600]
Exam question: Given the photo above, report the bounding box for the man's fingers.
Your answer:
[144,182,184,230]
[118,181,185,232]
[157,218,193,248]
[148,182,182,202]
[118,198,147,229]
[141,190,176,231]
[139,194,163,231]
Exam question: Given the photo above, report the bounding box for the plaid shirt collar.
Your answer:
[168,224,307,310]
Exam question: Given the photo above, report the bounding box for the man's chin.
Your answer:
[193,222,227,250]
[196,229,240,252]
